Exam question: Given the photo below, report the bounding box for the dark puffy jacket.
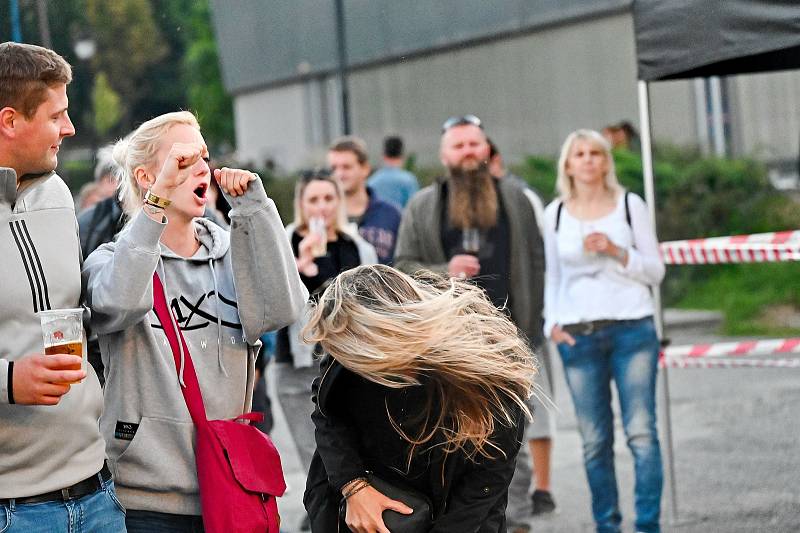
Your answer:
[303,355,524,533]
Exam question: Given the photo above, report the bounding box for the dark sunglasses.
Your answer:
[441,114,483,133]
[298,167,333,182]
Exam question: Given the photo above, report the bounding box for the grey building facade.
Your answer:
[211,1,800,174]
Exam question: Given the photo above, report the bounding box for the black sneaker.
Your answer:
[531,489,556,516]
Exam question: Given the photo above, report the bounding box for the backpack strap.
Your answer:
[624,191,632,228]
[555,200,564,232]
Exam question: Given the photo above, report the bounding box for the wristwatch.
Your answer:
[615,246,629,263]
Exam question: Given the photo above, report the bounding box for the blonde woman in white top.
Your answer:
[543,129,665,533]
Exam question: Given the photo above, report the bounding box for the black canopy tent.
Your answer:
[631,0,800,523]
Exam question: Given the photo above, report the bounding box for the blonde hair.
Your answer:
[292,170,350,235]
[303,264,537,461]
[113,111,201,216]
[556,129,623,200]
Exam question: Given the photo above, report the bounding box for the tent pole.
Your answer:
[637,80,680,524]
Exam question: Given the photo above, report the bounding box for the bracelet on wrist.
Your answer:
[341,477,368,494]
[143,203,166,218]
[144,188,172,209]
[343,480,370,500]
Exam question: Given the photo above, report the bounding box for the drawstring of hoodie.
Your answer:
[158,260,187,388]
[208,258,228,377]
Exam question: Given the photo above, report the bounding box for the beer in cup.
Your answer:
[39,308,85,384]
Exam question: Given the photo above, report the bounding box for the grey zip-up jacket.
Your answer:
[82,178,307,515]
[0,168,106,499]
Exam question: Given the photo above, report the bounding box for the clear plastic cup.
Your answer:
[39,308,85,383]
[309,216,328,257]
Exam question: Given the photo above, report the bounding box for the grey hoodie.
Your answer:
[82,179,307,515]
[0,169,106,499]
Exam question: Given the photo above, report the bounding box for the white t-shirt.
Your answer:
[542,192,665,338]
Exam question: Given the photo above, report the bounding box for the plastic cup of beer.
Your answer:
[39,308,85,384]
[309,216,328,258]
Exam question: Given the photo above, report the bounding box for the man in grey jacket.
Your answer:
[394,115,555,530]
[0,42,125,531]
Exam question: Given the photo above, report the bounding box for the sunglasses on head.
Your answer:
[441,114,483,133]
[298,167,333,182]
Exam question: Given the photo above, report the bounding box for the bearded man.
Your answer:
[394,115,556,531]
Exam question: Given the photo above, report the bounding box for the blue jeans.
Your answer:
[0,479,126,533]
[558,317,663,533]
[125,510,204,533]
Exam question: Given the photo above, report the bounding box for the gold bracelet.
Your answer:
[144,189,172,209]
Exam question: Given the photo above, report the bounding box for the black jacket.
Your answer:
[303,355,525,533]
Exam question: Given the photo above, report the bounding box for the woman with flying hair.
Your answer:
[302,264,538,533]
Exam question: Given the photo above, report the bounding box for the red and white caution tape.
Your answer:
[660,230,800,264]
[687,230,799,246]
[663,337,800,359]
[660,337,800,369]
[661,357,800,369]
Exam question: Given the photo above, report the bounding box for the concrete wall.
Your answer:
[231,11,797,173]
[728,70,800,161]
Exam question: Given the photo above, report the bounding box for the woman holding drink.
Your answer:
[273,169,376,527]
[83,111,306,532]
[543,129,665,533]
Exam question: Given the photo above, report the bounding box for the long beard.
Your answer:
[447,162,497,230]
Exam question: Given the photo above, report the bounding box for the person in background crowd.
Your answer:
[275,168,377,531]
[0,41,126,533]
[544,129,664,533]
[367,135,419,208]
[602,121,640,153]
[303,264,535,532]
[76,145,119,213]
[394,115,557,531]
[486,136,556,528]
[328,136,401,264]
[76,181,103,211]
[78,145,125,258]
[83,110,306,532]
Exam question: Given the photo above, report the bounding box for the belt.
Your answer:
[562,318,644,337]
[0,462,112,506]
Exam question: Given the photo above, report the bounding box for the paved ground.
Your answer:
[265,324,800,532]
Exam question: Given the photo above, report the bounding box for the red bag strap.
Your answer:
[152,272,208,424]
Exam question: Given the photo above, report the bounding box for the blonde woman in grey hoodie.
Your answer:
[82,111,307,532]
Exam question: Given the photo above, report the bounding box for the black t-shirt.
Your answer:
[273,230,361,364]
[440,181,511,310]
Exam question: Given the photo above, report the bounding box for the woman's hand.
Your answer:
[214,167,257,197]
[344,485,413,533]
[151,142,206,198]
[295,233,321,277]
[551,325,576,346]
[584,232,628,265]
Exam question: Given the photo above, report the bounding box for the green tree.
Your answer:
[182,0,234,150]
[86,0,168,129]
[92,71,122,138]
